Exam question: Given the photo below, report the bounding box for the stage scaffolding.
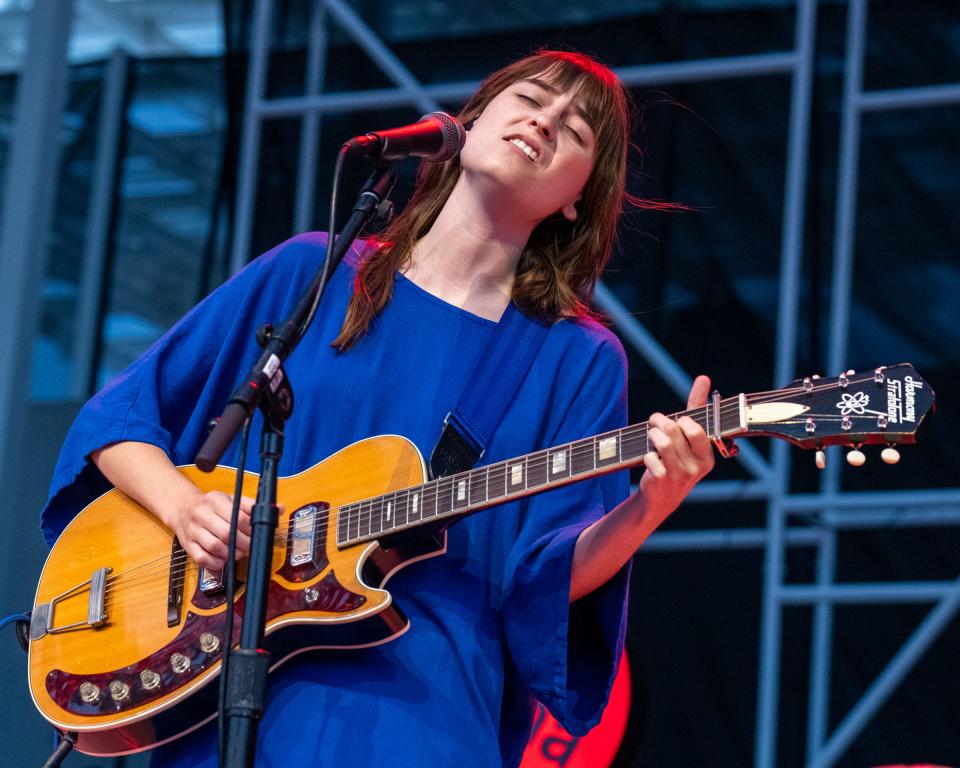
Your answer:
[228,2,957,766]
[0,1,956,766]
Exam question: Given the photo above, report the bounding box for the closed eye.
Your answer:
[564,124,584,144]
[518,94,541,107]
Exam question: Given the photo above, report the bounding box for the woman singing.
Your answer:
[42,49,714,767]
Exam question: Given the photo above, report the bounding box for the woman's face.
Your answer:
[459,75,597,225]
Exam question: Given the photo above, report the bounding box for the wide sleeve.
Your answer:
[39,233,334,547]
[500,330,631,736]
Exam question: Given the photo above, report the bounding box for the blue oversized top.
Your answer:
[41,233,631,768]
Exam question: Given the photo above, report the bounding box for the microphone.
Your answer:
[344,112,465,163]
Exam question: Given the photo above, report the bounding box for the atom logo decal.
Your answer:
[836,391,870,416]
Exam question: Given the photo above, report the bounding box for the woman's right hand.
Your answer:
[92,441,255,571]
[167,489,255,571]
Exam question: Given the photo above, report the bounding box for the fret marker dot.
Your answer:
[598,437,617,461]
[551,451,567,474]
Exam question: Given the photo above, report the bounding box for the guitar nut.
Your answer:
[109,680,130,702]
[170,652,191,674]
[199,632,220,654]
[140,669,161,690]
[79,682,100,704]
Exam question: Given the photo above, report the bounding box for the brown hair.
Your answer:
[332,50,631,350]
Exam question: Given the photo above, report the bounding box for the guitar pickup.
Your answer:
[198,568,225,595]
[290,506,318,567]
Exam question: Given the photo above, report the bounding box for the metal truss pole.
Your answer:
[755,2,818,766]
[802,1,960,763]
[0,0,74,507]
[71,46,129,397]
[293,1,330,234]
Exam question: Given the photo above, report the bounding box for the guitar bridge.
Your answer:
[32,566,112,639]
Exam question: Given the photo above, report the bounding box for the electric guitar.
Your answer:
[27,363,934,756]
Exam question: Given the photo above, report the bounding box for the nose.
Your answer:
[530,113,554,141]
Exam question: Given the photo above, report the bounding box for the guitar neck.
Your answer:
[334,363,934,547]
[336,395,746,547]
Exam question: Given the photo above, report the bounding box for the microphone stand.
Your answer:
[195,161,398,768]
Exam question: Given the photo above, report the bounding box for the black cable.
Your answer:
[39,731,76,768]
[218,415,253,768]
[299,143,349,337]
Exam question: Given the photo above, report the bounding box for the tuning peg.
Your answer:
[815,449,826,470]
[846,448,866,467]
[846,369,855,376]
[812,374,821,380]
[881,446,901,465]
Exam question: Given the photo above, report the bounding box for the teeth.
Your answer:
[508,138,538,162]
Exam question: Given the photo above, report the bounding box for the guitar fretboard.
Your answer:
[336,395,744,547]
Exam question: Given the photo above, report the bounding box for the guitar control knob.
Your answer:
[199,632,220,654]
[881,446,901,465]
[846,448,866,467]
[79,682,101,704]
[815,449,826,470]
[109,680,131,702]
[140,669,161,690]
[170,652,191,674]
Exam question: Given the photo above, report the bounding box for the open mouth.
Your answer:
[505,137,539,163]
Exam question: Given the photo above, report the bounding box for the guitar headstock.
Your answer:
[741,364,935,456]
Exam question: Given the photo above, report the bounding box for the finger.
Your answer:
[232,529,251,555]
[687,374,711,410]
[647,426,679,469]
[188,534,226,571]
[195,526,229,561]
[643,450,666,479]
[677,416,714,463]
[236,508,252,537]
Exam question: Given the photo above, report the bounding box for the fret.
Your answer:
[423,482,438,520]
[349,502,360,542]
[548,446,571,480]
[508,460,525,492]
[620,426,646,461]
[359,500,371,538]
[409,488,422,522]
[595,433,619,468]
[527,451,548,487]
[719,396,743,434]
[435,477,453,518]
[487,462,507,500]
[375,496,386,534]
[452,474,470,511]
[372,496,385,535]
[469,470,487,507]
[395,490,409,528]
[338,503,350,545]
[570,438,594,475]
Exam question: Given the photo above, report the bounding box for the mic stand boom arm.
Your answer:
[194,162,398,768]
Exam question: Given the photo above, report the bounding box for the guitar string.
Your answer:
[97,378,898,596]
[102,409,897,600]
[100,390,896,597]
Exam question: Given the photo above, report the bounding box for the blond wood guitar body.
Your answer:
[28,435,439,756]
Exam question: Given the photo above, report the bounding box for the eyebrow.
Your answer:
[521,78,597,133]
